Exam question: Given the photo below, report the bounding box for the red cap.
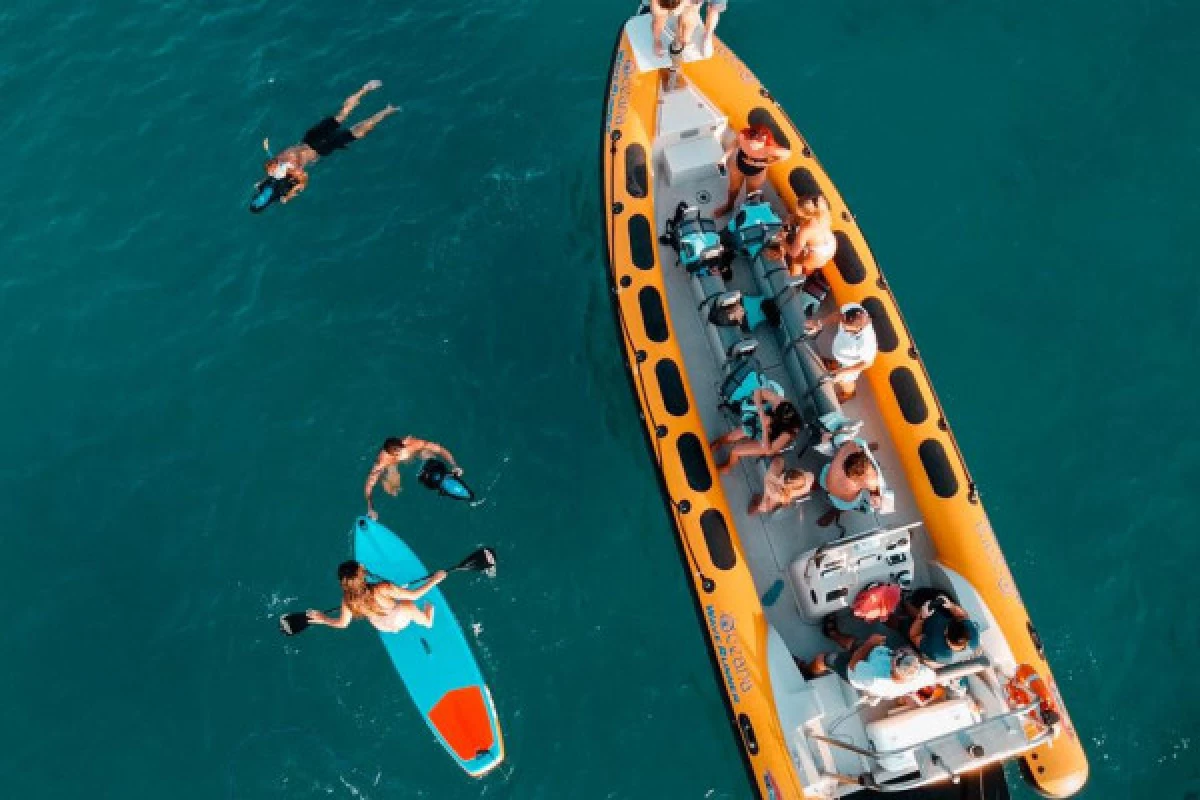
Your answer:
[852,583,901,622]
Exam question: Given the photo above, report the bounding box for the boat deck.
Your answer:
[651,140,934,666]
[606,13,1083,795]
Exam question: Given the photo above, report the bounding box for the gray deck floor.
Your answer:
[651,161,936,662]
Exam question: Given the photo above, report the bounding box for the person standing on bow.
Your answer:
[650,0,727,59]
[364,435,462,519]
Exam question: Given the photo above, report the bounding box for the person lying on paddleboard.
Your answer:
[365,435,462,519]
[306,560,447,633]
[264,80,397,204]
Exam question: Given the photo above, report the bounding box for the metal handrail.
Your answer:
[868,724,1056,792]
[809,700,1054,792]
[810,520,924,567]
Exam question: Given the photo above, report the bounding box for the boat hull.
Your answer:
[600,18,1086,800]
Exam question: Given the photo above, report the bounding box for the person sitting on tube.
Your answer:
[781,195,837,277]
[805,303,878,402]
[799,627,935,699]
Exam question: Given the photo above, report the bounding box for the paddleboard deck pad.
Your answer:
[353,516,504,777]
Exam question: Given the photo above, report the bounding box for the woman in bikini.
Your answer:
[748,456,814,515]
[782,195,837,277]
[713,125,791,217]
[711,386,803,474]
[306,561,447,634]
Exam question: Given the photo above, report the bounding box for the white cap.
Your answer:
[840,302,866,315]
[892,648,921,679]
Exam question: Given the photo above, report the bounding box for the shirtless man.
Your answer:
[364,435,462,519]
[264,80,398,204]
[805,304,878,401]
[782,195,838,277]
[820,437,883,513]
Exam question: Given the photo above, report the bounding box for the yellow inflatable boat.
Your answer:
[600,8,1087,799]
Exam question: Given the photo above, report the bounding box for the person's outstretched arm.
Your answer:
[364,458,386,518]
[385,571,447,602]
[307,604,353,629]
[410,570,448,599]
[280,173,308,203]
[412,438,460,472]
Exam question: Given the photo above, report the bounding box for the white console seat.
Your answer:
[865,697,979,773]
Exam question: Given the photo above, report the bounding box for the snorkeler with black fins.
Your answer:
[251,80,398,211]
[365,436,475,518]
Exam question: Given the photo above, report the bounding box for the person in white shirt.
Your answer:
[805,303,878,401]
[800,631,935,699]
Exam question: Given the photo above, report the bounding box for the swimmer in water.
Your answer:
[264,80,398,204]
[364,435,462,519]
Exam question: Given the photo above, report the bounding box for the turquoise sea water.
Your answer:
[1,1,1196,798]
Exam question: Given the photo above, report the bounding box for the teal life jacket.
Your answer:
[728,194,783,259]
[662,202,728,275]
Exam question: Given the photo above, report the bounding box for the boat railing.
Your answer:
[810,699,1054,792]
[810,520,924,569]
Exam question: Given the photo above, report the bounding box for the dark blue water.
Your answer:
[0,1,1196,797]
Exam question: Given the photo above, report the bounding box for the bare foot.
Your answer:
[363,79,383,92]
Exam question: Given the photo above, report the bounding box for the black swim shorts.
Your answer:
[303,116,356,157]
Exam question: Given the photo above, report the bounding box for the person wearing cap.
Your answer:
[804,303,878,402]
[263,79,397,204]
[800,631,935,699]
[909,594,980,665]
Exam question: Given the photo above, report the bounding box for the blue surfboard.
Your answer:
[353,517,504,777]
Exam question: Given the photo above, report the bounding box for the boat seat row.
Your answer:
[702,196,857,437]
[736,195,851,437]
